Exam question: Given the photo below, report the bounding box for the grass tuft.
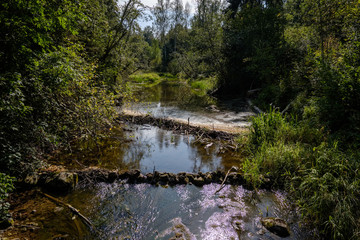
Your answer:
[240,107,360,239]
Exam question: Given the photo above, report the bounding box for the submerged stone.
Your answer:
[261,217,290,237]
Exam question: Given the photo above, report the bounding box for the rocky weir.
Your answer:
[20,168,273,192]
[117,114,239,140]
[14,168,295,239]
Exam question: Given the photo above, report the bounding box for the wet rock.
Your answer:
[233,173,245,185]
[136,173,146,183]
[107,171,118,183]
[127,169,141,179]
[0,218,14,230]
[159,173,169,183]
[119,169,141,182]
[24,173,39,186]
[168,173,177,186]
[43,172,78,192]
[185,173,194,182]
[118,170,129,180]
[202,173,211,184]
[193,176,205,187]
[176,174,187,184]
[145,173,153,183]
[261,217,290,237]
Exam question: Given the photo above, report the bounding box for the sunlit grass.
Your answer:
[239,107,360,239]
[189,76,217,95]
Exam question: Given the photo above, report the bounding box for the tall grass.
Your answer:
[241,108,360,239]
[129,72,162,84]
[189,76,217,95]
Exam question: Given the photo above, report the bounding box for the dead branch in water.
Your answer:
[38,191,99,235]
[118,114,237,141]
[215,166,238,194]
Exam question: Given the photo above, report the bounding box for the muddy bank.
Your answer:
[19,167,273,192]
[117,114,239,141]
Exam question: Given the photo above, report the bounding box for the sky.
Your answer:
[137,0,195,28]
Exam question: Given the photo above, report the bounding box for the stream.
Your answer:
[6,80,317,239]
[123,81,255,132]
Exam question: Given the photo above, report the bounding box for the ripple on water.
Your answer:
[47,182,316,240]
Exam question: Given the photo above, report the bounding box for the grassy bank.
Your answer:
[129,72,218,96]
[240,108,360,239]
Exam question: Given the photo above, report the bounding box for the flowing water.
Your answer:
[23,80,317,239]
[123,81,255,131]
[34,183,315,239]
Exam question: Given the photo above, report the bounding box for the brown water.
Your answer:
[33,80,317,239]
[52,124,241,173]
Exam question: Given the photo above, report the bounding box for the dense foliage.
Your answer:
[242,109,360,239]
[0,0,148,221]
[1,0,360,238]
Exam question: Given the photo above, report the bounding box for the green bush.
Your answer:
[0,46,117,175]
[0,173,15,221]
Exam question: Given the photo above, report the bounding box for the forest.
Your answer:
[1,0,360,239]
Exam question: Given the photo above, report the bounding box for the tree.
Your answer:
[218,0,288,96]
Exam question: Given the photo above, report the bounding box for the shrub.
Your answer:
[0,173,15,221]
[242,109,360,239]
[0,45,117,176]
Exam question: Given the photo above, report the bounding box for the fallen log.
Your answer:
[117,114,237,141]
[38,191,99,235]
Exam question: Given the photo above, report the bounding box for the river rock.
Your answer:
[185,173,194,182]
[24,173,39,186]
[43,172,78,192]
[176,174,187,184]
[261,217,290,237]
[168,173,177,186]
[107,171,118,183]
[204,173,212,183]
[192,176,205,187]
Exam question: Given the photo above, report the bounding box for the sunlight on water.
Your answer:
[123,80,255,130]
[45,182,316,240]
[53,124,242,173]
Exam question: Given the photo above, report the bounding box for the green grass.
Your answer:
[189,76,217,95]
[129,72,162,84]
[240,107,360,239]
[128,72,181,88]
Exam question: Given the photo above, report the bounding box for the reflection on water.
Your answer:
[124,81,255,129]
[38,81,317,240]
[52,124,242,173]
[36,183,315,239]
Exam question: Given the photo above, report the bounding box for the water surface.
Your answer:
[124,81,255,130]
[36,182,315,240]
[52,124,241,173]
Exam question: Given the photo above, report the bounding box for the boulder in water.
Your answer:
[43,172,78,192]
[261,217,290,237]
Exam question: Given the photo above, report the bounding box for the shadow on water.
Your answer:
[34,183,316,239]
